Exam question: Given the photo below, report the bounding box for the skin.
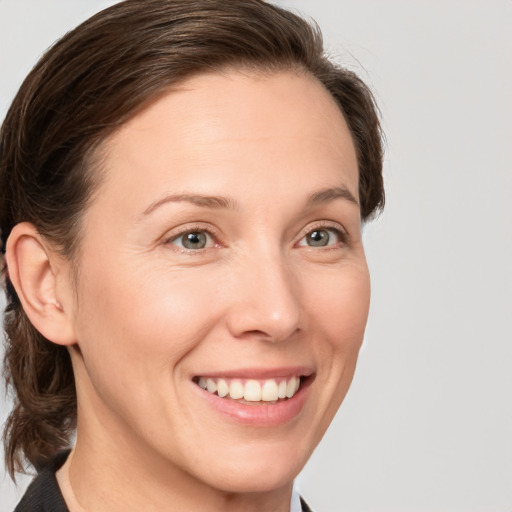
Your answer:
[8,70,370,512]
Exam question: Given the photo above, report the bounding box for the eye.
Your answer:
[297,227,344,248]
[168,230,214,250]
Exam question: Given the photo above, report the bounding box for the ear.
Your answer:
[5,222,76,346]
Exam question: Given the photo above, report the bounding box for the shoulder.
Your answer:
[14,451,70,512]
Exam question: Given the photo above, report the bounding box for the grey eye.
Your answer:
[173,231,210,250]
[306,229,331,247]
[297,227,344,248]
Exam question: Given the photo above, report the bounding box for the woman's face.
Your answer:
[66,70,370,493]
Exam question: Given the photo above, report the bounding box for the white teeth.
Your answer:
[217,378,229,398]
[229,379,244,400]
[198,376,302,402]
[206,378,217,394]
[286,377,299,398]
[244,380,261,401]
[277,380,287,399]
[261,380,279,401]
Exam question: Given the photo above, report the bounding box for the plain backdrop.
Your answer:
[1,1,511,511]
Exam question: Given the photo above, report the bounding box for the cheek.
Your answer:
[73,262,223,376]
[308,262,371,354]
[299,262,370,446]
[70,263,223,443]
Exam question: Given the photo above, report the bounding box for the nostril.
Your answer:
[234,327,301,344]
[237,329,273,340]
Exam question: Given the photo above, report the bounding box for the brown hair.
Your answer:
[0,0,384,478]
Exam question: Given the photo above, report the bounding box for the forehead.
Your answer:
[94,70,358,215]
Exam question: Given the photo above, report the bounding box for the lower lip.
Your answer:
[194,377,313,426]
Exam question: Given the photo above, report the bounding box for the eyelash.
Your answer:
[295,221,349,249]
[164,224,219,252]
[163,221,349,253]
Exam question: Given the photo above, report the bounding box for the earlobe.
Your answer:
[5,222,76,346]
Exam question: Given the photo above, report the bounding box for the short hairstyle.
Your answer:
[0,0,384,477]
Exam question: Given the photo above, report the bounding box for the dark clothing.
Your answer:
[13,451,313,511]
[14,451,69,512]
[300,496,313,512]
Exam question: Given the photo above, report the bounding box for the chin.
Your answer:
[227,444,314,493]
[205,461,301,494]
[166,437,308,495]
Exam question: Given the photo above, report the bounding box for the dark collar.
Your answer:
[14,450,70,512]
[300,495,314,512]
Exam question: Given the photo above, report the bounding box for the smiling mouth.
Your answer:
[193,375,307,404]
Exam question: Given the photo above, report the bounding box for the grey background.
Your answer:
[1,1,511,511]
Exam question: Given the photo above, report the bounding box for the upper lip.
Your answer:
[193,366,314,380]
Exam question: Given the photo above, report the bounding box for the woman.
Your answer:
[1,1,384,510]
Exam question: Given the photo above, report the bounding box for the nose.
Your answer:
[224,251,302,343]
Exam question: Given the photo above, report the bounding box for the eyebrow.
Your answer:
[307,186,359,207]
[143,193,239,215]
[142,185,358,217]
